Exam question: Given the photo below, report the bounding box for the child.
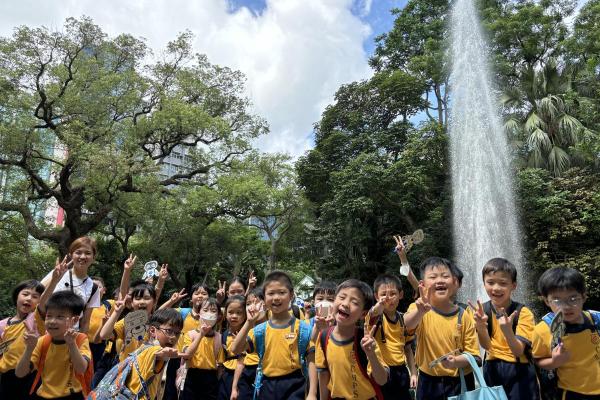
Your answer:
[40,237,101,333]
[470,258,538,399]
[179,298,224,400]
[404,257,480,400]
[235,288,267,400]
[309,281,336,320]
[16,291,91,400]
[0,279,45,398]
[316,279,389,400]
[87,277,113,372]
[219,295,246,400]
[369,274,416,399]
[230,271,316,400]
[99,281,157,362]
[532,267,600,399]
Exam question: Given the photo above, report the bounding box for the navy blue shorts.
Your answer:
[258,369,305,400]
[561,390,600,400]
[181,368,218,400]
[0,369,36,399]
[238,365,257,400]
[381,364,411,400]
[218,367,236,400]
[483,359,539,400]
[416,370,474,400]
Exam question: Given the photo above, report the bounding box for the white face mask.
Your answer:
[200,311,218,327]
[315,301,333,318]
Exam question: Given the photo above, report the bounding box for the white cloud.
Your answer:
[0,0,373,157]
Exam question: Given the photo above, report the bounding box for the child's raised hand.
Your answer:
[23,323,39,349]
[247,271,257,290]
[159,264,169,281]
[551,342,570,367]
[124,254,137,271]
[246,299,263,323]
[216,280,226,303]
[170,288,187,304]
[415,284,432,314]
[64,317,79,345]
[497,307,519,331]
[114,294,129,314]
[467,300,488,327]
[393,235,407,256]
[52,256,70,281]
[360,325,378,355]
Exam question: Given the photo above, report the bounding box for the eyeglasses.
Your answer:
[157,327,181,337]
[549,296,583,308]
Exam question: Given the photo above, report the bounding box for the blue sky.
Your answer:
[0,0,408,156]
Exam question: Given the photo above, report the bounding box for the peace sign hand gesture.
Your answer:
[497,306,520,332]
[52,255,71,282]
[23,323,40,350]
[360,325,378,355]
[170,288,188,304]
[124,254,137,271]
[64,317,79,345]
[247,271,257,290]
[393,235,407,256]
[467,299,488,329]
[415,284,432,315]
[159,264,169,281]
[216,280,227,304]
[246,298,264,323]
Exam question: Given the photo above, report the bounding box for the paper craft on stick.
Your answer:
[142,261,159,280]
[550,311,565,348]
[393,229,425,254]
[124,310,148,344]
[429,349,460,369]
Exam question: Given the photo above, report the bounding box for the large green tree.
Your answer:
[0,18,267,255]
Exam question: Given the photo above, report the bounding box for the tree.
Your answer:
[0,18,267,255]
[218,153,307,272]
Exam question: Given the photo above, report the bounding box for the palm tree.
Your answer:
[502,59,589,176]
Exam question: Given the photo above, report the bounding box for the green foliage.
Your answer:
[518,168,600,308]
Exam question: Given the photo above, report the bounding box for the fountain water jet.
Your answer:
[448,0,525,301]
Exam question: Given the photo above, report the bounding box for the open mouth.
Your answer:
[336,309,350,320]
[435,286,448,293]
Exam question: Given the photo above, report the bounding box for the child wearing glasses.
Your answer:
[532,267,600,399]
[470,258,539,399]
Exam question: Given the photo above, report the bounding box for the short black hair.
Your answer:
[248,287,264,301]
[191,283,211,295]
[200,298,222,316]
[313,280,336,299]
[225,295,246,311]
[482,258,517,282]
[336,279,374,310]
[130,280,157,301]
[419,257,463,281]
[263,271,294,295]
[149,308,183,330]
[229,276,247,292]
[46,291,85,315]
[373,274,402,293]
[12,279,45,305]
[537,267,586,297]
[91,276,105,286]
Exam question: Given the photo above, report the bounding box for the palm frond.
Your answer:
[527,128,552,153]
[539,96,559,120]
[557,114,582,146]
[548,145,570,176]
[503,117,522,137]
[525,112,545,133]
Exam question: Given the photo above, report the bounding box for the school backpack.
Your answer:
[253,318,311,400]
[538,310,600,400]
[372,310,405,343]
[319,326,384,400]
[88,344,155,400]
[482,301,524,340]
[179,308,192,321]
[31,333,94,397]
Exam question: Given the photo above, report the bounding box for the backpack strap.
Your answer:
[101,299,112,313]
[483,301,494,339]
[588,310,600,333]
[456,305,465,351]
[74,333,93,396]
[252,321,268,400]
[213,330,222,363]
[179,308,192,321]
[131,347,156,399]
[30,334,52,395]
[318,326,335,369]
[298,319,312,377]
[354,327,384,400]
[87,282,98,306]
[541,312,555,327]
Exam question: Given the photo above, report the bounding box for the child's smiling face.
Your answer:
[422,264,458,306]
[544,288,586,324]
[16,288,41,316]
[483,271,516,307]
[264,281,292,316]
[333,287,365,327]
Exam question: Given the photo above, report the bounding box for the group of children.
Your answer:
[0,235,599,400]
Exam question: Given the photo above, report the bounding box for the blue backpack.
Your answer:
[179,308,192,321]
[88,345,155,400]
[253,318,312,400]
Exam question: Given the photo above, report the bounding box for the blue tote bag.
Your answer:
[447,353,508,400]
